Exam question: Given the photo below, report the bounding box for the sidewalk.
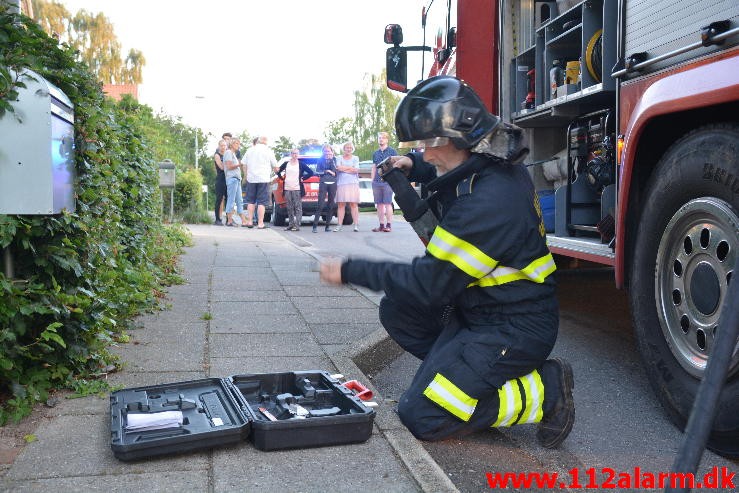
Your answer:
[0,224,457,492]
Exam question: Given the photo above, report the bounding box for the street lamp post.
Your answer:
[194,95,205,169]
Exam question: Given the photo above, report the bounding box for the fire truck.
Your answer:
[384,0,738,457]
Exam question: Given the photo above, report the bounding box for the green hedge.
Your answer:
[0,9,190,423]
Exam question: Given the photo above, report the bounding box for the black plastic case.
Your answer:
[110,371,375,461]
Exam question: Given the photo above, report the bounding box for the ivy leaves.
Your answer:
[0,8,189,424]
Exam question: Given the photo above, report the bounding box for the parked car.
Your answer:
[358,178,375,207]
[358,178,400,209]
[270,154,351,227]
[358,160,375,178]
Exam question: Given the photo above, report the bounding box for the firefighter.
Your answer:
[320,75,575,447]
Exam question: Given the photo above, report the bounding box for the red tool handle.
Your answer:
[343,380,373,401]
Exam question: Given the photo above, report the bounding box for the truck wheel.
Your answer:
[630,124,739,458]
[271,199,287,227]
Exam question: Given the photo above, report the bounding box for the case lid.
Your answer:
[110,377,253,461]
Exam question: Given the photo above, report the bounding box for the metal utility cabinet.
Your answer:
[0,69,75,215]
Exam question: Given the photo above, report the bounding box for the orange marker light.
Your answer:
[616,135,625,165]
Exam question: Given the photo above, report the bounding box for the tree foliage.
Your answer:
[0,7,188,423]
[117,95,206,172]
[273,135,295,159]
[31,0,145,84]
[324,69,401,159]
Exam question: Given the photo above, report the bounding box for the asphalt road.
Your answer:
[280,212,737,492]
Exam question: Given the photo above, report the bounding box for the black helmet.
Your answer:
[395,76,500,150]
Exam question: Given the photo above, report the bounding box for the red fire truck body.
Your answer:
[385,0,739,457]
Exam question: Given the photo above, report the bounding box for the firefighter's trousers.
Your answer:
[379,295,559,441]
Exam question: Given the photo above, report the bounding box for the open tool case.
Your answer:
[110,370,375,461]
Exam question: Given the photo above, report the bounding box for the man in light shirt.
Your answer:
[242,135,278,228]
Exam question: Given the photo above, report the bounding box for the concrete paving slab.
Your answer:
[297,307,379,324]
[310,323,384,345]
[149,300,211,320]
[282,285,358,297]
[210,333,323,357]
[111,340,205,372]
[209,356,337,376]
[291,296,377,311]
[45,394,108,416]
[5,415,208,480]
[213,278,284,290]
[164,282,211,294]
[211,314,308,334]
[212,266,275,280]
[211,301,298,317]
[268,261,314,272]
[216,291,288,302]
[208,267,277,286]
[272,272,323,286]
[104,371,206,390]
[1,471,210,493]
[318,344,347,355]
[211,435,421,493]
[124,321,207,342]
[213,258,273,268]
[178,276,210,285]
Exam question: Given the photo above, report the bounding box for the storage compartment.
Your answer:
[510,0,617,123]
[109,370,375,460]
[231,370,374,451]
[110,378,252,461]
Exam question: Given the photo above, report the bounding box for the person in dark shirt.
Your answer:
[311,145,338,233]
[213,135,230,225]
[371,131,398,232]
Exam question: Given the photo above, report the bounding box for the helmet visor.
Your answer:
[398,136,450,149]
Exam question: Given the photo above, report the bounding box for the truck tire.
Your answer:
[271,198,287,227]
[629,124,739,458]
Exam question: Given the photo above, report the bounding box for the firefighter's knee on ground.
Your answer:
[397,394,455,441]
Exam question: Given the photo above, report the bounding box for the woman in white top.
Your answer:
[334,141,360,232]
[276,148,314,231]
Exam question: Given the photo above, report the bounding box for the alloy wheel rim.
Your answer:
[655,197,739,378]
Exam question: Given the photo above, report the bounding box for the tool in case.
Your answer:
[110,370,375,460]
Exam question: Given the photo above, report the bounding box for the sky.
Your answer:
[56,0,444,148]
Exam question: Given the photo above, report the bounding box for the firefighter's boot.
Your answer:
[537,358,575,448]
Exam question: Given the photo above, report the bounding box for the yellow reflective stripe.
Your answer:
[491,379,522,427]
[427,226,497,279]
[521,253,557,282]
[517,370,545,424]
[473,252,557,287]
[423,373,478,422]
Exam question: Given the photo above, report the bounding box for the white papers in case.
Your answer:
[125,411,183,431]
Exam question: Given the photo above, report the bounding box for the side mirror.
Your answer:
[386,46,408,92]
[384,24,403,45]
